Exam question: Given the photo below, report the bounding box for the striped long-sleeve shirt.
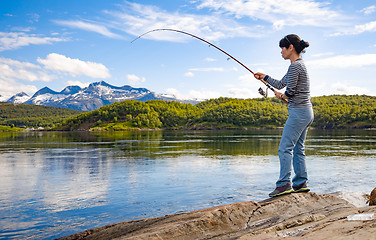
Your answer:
[265,59,312,109]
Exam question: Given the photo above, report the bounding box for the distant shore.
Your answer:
[0,125,25,132]
[3,125,376,132]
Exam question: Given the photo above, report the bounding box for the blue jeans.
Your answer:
[276,107,314,187]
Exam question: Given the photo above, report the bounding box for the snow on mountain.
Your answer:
[6,92,30,104]
[60,86,82,95]
[55,81,158,111]
[24,87,66,106]
[32,87,58,96]
[8,81,186,111]
[29,93,68,105]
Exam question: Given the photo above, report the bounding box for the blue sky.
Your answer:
[1,0,376,100]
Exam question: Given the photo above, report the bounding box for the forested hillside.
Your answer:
[0,102,81,128]
[56,95,376,131]
[311,95,376,128]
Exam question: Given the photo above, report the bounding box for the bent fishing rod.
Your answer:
[131,28,288,104]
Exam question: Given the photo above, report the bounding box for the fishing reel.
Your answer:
[258,87,268,98]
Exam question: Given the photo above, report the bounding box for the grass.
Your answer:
[90,122,141,131]
[0,125,26,132]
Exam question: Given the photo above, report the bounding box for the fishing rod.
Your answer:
[131,28,287,104]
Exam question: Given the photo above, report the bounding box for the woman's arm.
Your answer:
[255,72,287,90]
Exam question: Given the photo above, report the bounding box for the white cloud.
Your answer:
[0,32,67,51]
[11,26,33,32]
[105,1,263,42]
[353,21,376,34]
[306,54,376,68]
[0,79,38,99]
[55,20,122,39]
[189,90,221,100]
[228,87,257,99]
[238,73,256,87]
[165,88,220,100]
[37,53,111,78]
[205,57,216,62]
[127,74,146,85]
[331,82,369,95]
[0,57,54,82]
[27,13,40,23]
[272,20,286,30]
[227,73,266,98]
[189,67,224,72]
[0,54,112,98]
[188,89,221,100]
[360,5,376,15]
[311,52,335,58]
[332,21,376,36]
[65,80,90,89]
[196,0,344,29]
[165,88,182,99]
[0,57,53,98]
[184,72,195,77]
[228,87,272,99]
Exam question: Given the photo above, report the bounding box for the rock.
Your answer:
[332,191,369,207]
[367,187,376,206]
[58,192,376,240]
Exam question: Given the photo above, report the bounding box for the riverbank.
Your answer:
[58,192,376,240]
[0,125,25,132]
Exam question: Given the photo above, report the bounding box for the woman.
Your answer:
[254,34,314,198]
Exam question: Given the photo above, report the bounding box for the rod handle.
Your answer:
[276,92,289,104]
[260,79,289,104]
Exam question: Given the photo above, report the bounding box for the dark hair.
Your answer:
[279,34,309,54]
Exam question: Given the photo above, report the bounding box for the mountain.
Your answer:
[6,92,30,104]
[32,86,59,96]
[60,85,82,95]
[24,87,68,107]
[7,81,188,111]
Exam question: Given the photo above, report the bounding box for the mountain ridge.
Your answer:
[5,81,194,111]
[6,92,30,104]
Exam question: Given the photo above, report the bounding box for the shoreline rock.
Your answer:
[58,192,376,240]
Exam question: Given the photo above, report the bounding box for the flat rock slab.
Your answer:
[58,192,376,240]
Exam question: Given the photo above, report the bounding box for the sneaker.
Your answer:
[269,183,293,198]
[293,182,310,193]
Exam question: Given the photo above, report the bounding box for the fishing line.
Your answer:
[131,28,287,103]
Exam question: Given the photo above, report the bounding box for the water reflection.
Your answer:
[0,143,111,239]
[306,129,376,156]
[0,129,375,239]
[93,130,284,157]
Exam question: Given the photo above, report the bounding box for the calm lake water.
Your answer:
[0,129,375,239]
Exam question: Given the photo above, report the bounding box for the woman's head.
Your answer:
[279,34,309,54]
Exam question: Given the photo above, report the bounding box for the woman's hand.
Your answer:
[274,91,288,101]
[254,72,266,80]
